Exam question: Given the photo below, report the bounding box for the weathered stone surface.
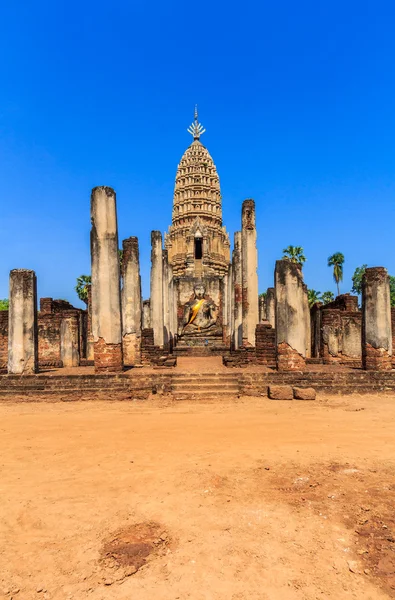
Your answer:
[268,385,294,400]
[319,295,362,367]
[303,283,311,358]
[259,295,266,323]
[8,269,38,374]
[150,231,164,348]
[232,231,243,349]
[142,300,151,329]
[255,323,276,367]
[293,387,316,400]
[162,250,170,349]
[277,342,305,371]
[362,267,392,370]
[93,337,123,373]
[0,311,8,370]
[275,260,307,371]
[241,199,258,346]
[122,237,142,366]
[60,316,80,367]
[266,288,275,328]
[90,186,123,372]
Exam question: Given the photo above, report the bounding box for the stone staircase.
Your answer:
[171,372,240,399]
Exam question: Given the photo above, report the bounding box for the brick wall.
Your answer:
[255,323,276,367]
[320,305,362,367]
[0,311,8,369]
[141,328,166,366]
[38,313,63,366]
[324,294,359,312]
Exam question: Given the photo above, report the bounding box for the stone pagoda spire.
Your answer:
[165,107,230,277]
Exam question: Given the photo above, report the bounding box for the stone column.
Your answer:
[311,303,322,358]
[303,284,311,358]
[241,199,259,346]
[150,230,164,347]
[121,236,142,366]
[275,260,306,371]
[142,300,151,329]
[232,231,243,349]
[266,287,276,328]
[222,269,229,344]
[90,186,123,372]
[227,264,234,347]
[8,269,38,374]
[162,250,170,349]
[86,284,94,360]
[168,263,176,347]
[259,295,266,323]
[362,267,392,370]
[60,315,80,367]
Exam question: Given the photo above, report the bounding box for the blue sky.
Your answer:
[1,0,394,306]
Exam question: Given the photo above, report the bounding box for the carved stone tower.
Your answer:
[165,108,230,277]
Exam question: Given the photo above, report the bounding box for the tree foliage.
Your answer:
[321,291,335,305]
[351,264,368,295]
[75,275,91,305]
[282,245,306,267]
[328,252,345,296]
[0,298,9,310]
[308,289,321,307]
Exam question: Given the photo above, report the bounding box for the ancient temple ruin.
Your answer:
[1,108,395,395]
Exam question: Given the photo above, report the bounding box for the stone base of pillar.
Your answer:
[122,333,142,366]
[363,343,392,371]
[277,342,306,371]
[87,337,95,361]
[94,338,123,373]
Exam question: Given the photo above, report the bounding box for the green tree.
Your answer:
[389,276,395,308]
[119,249,123,274]
[259,292,267,300]
[0,299,9,310]
[282,245,306,267]
[351,265,368,295]
[75,275,91,305]
[351,266,395,307]
[321,291,335,305]
[328,252,345,296]
[308,289,321,307]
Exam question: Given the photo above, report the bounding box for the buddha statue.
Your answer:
[181,283,219,336]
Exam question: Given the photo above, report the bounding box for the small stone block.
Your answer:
[293,387,316,400]
[164,358,177,367]
[268,385,293,400]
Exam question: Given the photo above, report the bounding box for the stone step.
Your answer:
[171,376,239,383]
[173,391,240,399]
[172,384,240,391]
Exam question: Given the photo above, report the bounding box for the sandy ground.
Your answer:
[1,394,395,600]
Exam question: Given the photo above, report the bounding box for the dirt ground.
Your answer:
[1,394,395,600]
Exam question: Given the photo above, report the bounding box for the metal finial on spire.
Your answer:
[187,104,206,140]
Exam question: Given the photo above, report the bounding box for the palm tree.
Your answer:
[308,289,321,307]
[321,291,335,305]
[282,245,306,267]
[327,252,345,296]
[75,275,91,306]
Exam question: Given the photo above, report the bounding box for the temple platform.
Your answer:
[1,359,395,401]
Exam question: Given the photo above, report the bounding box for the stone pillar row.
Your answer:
[6,184,394,375]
